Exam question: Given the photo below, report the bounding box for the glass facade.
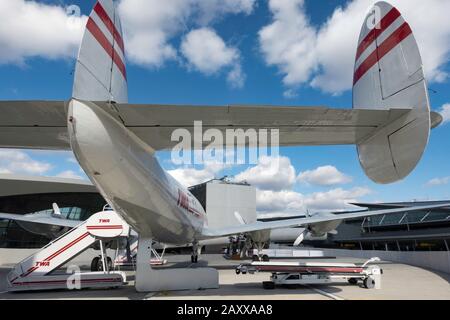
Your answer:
[0,192,105,248]
[331,205,450,252]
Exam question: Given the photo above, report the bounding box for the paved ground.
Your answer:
[0,254,449,300]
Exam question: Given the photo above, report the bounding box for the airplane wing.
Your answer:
[200,203,450,239]
[0,100,436,150]
[0,212,80,228]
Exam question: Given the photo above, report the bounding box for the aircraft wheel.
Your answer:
[363,277,375,289]
[91,257,100,272]
[107,257,113,270]
[91,256,113,271]
[263,281,275,290]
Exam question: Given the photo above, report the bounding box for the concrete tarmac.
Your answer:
[0,254,449,300]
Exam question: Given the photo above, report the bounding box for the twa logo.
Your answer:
[35,261,50,267]
[99,219,110,223]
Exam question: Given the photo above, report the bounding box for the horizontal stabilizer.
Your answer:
[0,101,442,153]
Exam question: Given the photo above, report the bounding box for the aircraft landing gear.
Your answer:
[254,242,269,262]
[91,256,113,271]
[191,242,201,263]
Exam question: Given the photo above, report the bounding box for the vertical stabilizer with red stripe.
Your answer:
[73,0,128,103]
[353,1,431,184]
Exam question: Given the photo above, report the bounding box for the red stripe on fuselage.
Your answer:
[93,1,125,55]
[86,18,127,80]
[355,7,401,62]
[353,22,412,85]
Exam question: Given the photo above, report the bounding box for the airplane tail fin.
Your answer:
[353,1,431,184]
[72,0,128,103]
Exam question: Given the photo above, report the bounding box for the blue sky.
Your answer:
[0,0,449,214]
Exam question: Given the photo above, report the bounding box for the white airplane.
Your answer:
[0,0,447,264]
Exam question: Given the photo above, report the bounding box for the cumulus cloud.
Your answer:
[119,0,254,72]
[259,0,450,95]
[256,187,371,215]
[259,0,317,87]
[181,28,245,87]
[168,160,230,187]
[235,156,296,191]
[54,170,85,180]
[426,177,450,187]
[298,166,352,186]
[0,150,52,175]
[0,0,253,87]
[438,103,450,124]
[193,0,256,25]
[0,0,86,65]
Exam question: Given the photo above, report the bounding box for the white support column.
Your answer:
[135,238,219,292]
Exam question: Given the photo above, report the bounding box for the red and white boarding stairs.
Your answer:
[7,211,130,292]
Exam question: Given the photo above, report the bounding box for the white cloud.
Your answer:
[256,187,371,215]
[302,187,371,211]
[169,167,214,187]
[119,0,255,71]
[298,165,352,186]
[168,160,230,187]
[0,0,86,65]
[193,0,256,25]
[438,103,450,124]
[259,0,450,95]
[259,0,318,87]
[181,28,245,87]
[0,150,52,175]
[54,170,85,180]
[0,0,254,88]
[426,177,450,187]
[235,156,296,191]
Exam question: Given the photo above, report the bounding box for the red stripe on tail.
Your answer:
[86,18,127,80]
[353,22,412,85]
[93,1,125,55]
[355,7,401,62]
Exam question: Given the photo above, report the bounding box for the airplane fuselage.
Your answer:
[68,99,206,245]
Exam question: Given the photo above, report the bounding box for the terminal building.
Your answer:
[0,174,449,252]
[0,174,104,248]
[328,201,450,252]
